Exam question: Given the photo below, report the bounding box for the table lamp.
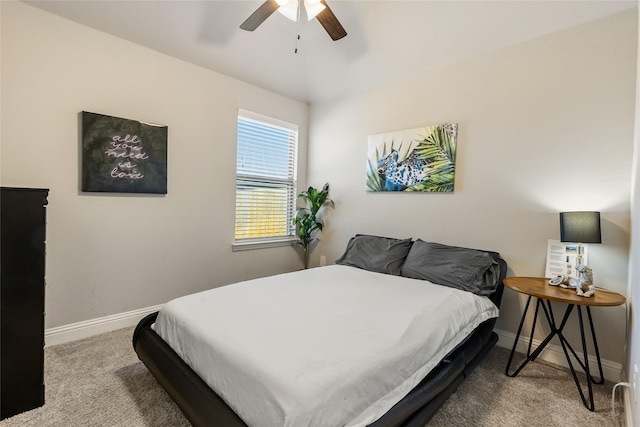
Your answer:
[560,211,601,270]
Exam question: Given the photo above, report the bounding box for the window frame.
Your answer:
[232,109,298,251]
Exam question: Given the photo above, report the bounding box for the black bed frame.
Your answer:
[133,256,507,427]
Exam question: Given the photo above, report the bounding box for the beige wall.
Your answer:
[626,5,640,424]
[0,2,309,328]
[308,10,637,371]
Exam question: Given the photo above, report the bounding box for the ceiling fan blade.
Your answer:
[240,0,280,31]
[315,0,347,41]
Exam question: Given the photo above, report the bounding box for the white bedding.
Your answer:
[152,265,499,427]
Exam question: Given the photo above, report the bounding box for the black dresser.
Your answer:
[1,187,48,419]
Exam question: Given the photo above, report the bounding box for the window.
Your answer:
[233,109,298,249]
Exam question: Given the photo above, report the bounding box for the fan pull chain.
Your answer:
[294,0,301,53]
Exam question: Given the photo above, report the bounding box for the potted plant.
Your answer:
[292,183,334,268]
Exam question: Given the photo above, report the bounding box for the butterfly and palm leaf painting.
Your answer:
[366,123,458,192]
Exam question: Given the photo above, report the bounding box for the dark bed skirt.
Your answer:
[133,312,499,427]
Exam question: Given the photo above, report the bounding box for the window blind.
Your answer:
[234,110,298,242]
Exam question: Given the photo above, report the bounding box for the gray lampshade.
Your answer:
[559,211,602,244]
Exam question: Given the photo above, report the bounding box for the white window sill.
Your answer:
[232,237,297,252]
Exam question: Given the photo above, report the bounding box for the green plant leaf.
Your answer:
[292,183,333,259]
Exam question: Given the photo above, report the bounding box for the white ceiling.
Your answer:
[25,0,637,104]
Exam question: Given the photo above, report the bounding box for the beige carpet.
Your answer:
[0,326,625,426]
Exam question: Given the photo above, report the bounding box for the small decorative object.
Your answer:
[548,275,572,287]
[82,111,168,194]
[292,183,333,269]
[366,123,458,192]
[575,264,595,298]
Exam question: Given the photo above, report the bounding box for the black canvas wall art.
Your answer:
[82,111,167,194]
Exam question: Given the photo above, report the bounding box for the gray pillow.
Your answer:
[335,234,413,276]
[400,240,500,295]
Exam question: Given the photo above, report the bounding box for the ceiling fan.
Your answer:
[240,0,347,41]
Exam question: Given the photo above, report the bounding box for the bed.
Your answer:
[133,236,507,426]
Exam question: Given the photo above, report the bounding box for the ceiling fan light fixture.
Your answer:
[277,0,299,22]
[304,0,326,20]
[240,0,346,41]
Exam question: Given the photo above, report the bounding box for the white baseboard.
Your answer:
[623,386,633,427]
[45,304,163,347]
[494,328,622,383]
